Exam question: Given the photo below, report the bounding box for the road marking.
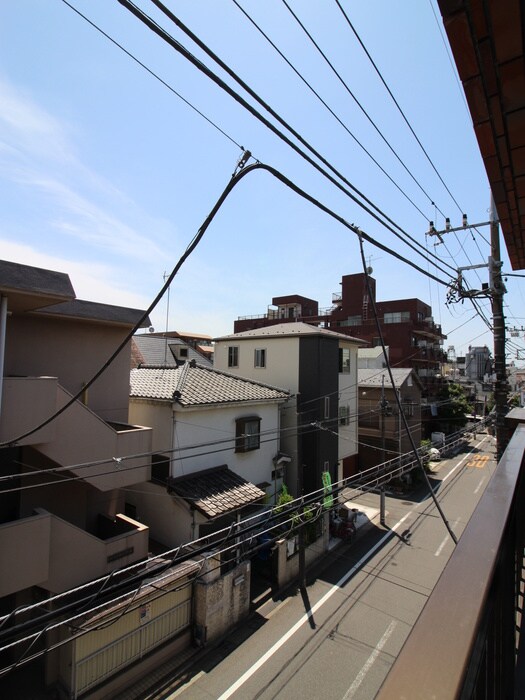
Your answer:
[466,454,490,469]
[217,436,490,700]
[441,436,488,483]
[341,620,398,699]
[435,519,460,557]
[474,476,486,494]
[216,512,411,700]
[435,534,449,557]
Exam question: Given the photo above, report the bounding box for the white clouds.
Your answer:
[0,77,73,164]
[0,238,150,308]
[0,74,177,265]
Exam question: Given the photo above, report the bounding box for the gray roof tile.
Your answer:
[168,466,266,518]
[130,363,289,405]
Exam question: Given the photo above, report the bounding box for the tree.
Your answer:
[434,382,474,434]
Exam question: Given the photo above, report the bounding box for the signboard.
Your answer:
[322,471,333,509]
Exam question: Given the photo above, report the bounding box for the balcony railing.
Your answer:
[0,510,149,597]
[376,408,525,699]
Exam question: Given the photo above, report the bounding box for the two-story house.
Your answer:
[358,368,423,472]
[213,322,363,495]
[128,361,289,546]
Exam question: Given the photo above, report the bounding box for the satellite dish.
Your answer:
[149,326,155,333]
[366,266,373,275]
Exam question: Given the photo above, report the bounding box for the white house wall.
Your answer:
[172,403,280,490]
[214,337,300,394]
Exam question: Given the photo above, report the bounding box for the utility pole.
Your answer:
[379,375,388,526]
[428,193,509,460]
[489,194,509,460]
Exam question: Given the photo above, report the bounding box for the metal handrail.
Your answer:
[376,418,525,699]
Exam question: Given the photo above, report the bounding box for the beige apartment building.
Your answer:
[0,260,153,611]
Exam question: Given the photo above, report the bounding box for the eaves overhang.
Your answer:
[438,0,525,270]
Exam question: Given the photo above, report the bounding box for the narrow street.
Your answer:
[128,432,497,700]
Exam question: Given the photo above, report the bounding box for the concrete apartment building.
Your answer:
[214,322,363,491]
[0,260,154,611]
[234,272,447,401]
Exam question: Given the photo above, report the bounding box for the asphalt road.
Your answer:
[146,432,498,700]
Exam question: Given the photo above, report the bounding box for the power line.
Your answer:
[280,0,446,217]
[1,158,455,452]
[231,0,429,220]
[333,0,463,216]
[60,0,243,150]
[119,0,456,277]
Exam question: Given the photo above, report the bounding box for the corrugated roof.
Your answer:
[168,465,266,518]
[132,335,212,368]
[215,321,364,343]
[130,363,289,406]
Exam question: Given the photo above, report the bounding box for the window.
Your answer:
[324,396,330,419]
[179,347,188,358]
[340,316,361,327]
[339,405,350,426]
[384,311,410,324]
[403,399,415,417]
[235,416,261,452]
[228,346,239,368]
[339,347,351,373]
[254,348,266,368]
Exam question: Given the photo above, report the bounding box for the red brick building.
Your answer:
[234,273,447,400]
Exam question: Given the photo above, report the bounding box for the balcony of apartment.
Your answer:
[0,509,149,597]
[412,317,446,340]
[412,342,448,365]
[376,408,525,699]
[0,377,152,491]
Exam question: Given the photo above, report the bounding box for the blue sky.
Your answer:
[1,1,523,363]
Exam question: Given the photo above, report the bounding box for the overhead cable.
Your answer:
[120,0,456,276]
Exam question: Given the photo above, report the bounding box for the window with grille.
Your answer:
[235,416,261,452]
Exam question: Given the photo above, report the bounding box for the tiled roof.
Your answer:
[167,466,266,518]
[215,321,363,343]
[130,363,289,405]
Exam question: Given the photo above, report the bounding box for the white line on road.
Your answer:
[474,476,486,494]
[435,519,459,557]
[434,534,449,557]
[217,436,490,700]
[216,512,411,700]
[341,620,398,699]
[441,436,488,483]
